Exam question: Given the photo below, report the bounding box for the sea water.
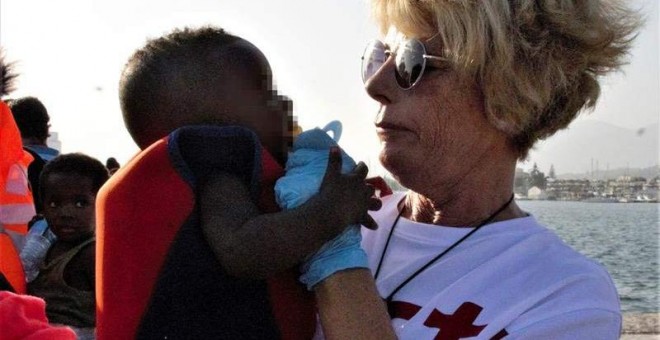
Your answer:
[519,200,659,313]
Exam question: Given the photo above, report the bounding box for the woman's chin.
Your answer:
[379,149,409,180]
[380,146,435,190]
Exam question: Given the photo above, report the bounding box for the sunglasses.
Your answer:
[361,38,449,90]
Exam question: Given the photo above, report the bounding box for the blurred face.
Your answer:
[248,92,295,165]
[42,173,96,243]
[211,57,295,165]
[364,32,510,191]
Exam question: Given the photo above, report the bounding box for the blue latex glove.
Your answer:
[274,121,369,290]
[299,224,368,290]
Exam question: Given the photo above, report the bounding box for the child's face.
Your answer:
[42,173,96,243]
[254,94,295,163]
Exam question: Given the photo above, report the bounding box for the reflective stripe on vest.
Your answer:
[5,163,30,195]
[0,203,35,226]
[1,101,36,236]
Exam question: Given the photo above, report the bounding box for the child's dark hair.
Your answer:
[39,153,110,199]
[119,26,273,149]
[119,27,241,130]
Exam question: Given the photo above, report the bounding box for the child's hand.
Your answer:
[319,147,382,230]
[299,147,380,290]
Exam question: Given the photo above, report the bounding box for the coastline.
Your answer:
[515,197,659,203]
[622,313,659,338]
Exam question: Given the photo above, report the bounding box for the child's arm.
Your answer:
[199,150,378,279]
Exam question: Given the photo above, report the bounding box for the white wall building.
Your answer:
[527,186,548,200]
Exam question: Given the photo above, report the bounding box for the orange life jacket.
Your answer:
[0,101,35,294]
[97,126,315,339]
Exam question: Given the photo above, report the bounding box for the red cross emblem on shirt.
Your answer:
[424,302,486,339]
[388,300,508,340]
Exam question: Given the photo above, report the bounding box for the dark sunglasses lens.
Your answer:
[395,39,426,89]
[362,40,387,83]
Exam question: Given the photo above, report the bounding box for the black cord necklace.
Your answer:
[374,194,515,306]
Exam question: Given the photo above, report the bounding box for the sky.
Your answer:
[1,0,658,176]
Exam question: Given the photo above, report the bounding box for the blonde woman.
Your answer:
[315,1,640,339]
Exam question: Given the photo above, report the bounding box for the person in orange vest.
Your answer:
[0,53,35,294]
[8,96,60,214]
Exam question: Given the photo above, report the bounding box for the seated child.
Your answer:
[97,26,378,339]
[27,153,109,334]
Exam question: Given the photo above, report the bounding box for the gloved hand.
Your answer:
[299,224,368,290]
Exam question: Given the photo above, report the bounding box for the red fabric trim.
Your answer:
[96,139,194,340]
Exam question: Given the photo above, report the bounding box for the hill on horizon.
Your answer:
[556,165,659,180]
[522,120,659,176]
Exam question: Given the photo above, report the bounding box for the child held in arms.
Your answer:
[96,26,380,339]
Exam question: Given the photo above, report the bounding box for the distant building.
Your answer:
[527,186,547,200]
[47,131,61,152]
[546,179,590,201]
[642,178,659,200]
[514,166,657,202]
[611,176,646,200]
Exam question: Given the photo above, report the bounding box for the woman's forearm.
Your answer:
[315,268,396,340]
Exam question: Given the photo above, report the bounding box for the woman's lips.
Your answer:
[375,121,412,139]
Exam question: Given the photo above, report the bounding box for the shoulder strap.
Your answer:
[46,237,95,269]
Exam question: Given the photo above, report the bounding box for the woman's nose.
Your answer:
[365,56,397,105]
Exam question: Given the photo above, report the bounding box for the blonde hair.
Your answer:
[372,0,641,158]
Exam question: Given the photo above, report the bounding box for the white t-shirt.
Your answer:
[361,192,621,339]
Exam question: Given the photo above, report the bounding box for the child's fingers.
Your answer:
[366,183,376,198]
[323,147,342,180]
[353,162,369,179]
[368,197,382,211]
[365,176,393,197]
[361,214,379,230]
